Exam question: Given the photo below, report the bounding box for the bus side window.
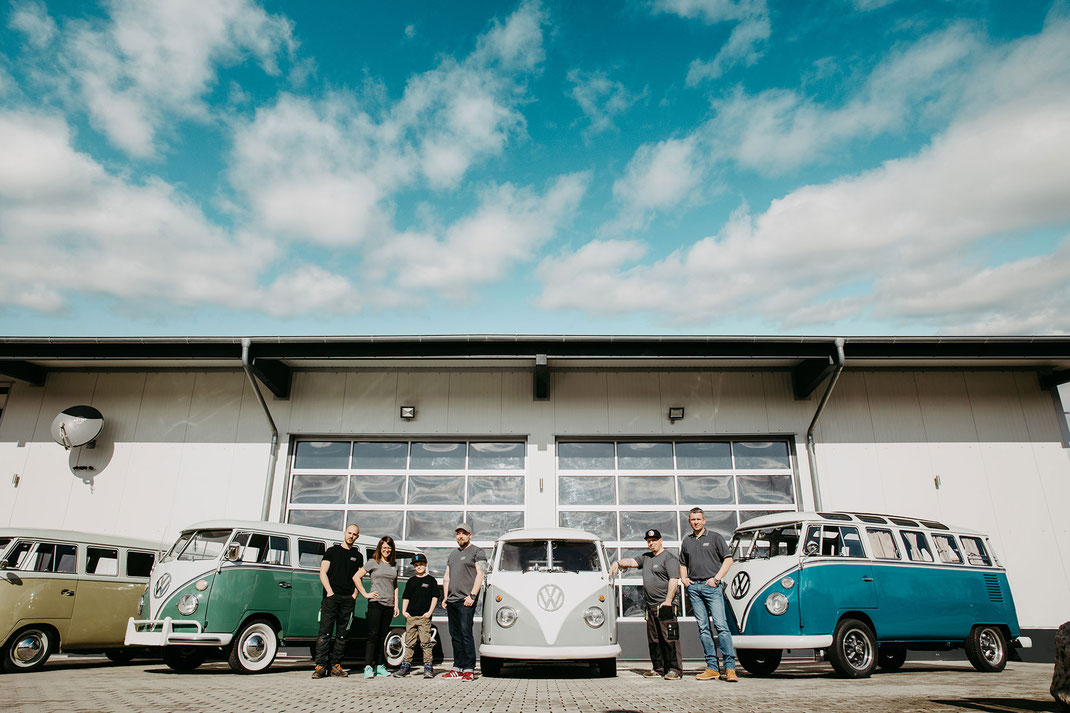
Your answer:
[396,552,414,579]
[298,540,326,569]
[4,540,34,569]
[960,536,992,566]
[127,550,155,577]
[87,547,119,575]
[932,534,963,564]
[836,526,866,558]
[32,543,77,573]
[866,528,900,559]
[900,530,934,562]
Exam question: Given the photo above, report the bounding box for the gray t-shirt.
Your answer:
[638,549,680,607]
[679,529,731,580]
[446,544,487,603]
[363,558,397,606]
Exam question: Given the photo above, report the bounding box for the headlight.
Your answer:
[765,592,789,616]
[780,576,795,589]
[583,606,605,628]
[495,606,517,628]
[177,594,199,616]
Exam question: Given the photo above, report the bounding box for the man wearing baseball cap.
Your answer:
[440,522,486,680]
[395,553,440,678]
[609,529,683,680]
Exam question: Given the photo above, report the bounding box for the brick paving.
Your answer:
[0,657,1058,713]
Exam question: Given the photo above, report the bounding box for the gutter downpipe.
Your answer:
[241,338,280,521]
[805,337,846,512]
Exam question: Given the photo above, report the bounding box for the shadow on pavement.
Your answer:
[930,698,1059,713]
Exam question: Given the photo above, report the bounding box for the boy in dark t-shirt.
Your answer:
[313,524,364,679]
[395,553,440,678]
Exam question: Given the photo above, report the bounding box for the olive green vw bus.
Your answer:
[0,528,159,673]
[126,520,425,674]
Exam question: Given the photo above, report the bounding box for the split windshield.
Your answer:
[163,529,233,563]
[731,524,801,561]
[499,539,601,572]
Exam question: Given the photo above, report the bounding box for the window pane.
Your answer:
[297,540,326,569]
[961,536,992,566]
[469,511,524,539]
[5,541,33,569]
[34,543,77,573]
[127,551,155,577]
[500,540,549,572]
[87,547,118,575]
[559,511,617,541]
[349,475,406,504]
[352,442,408,469]
[410,442,465,469]
[349,510,405,539]
[901,530,934,562]
[406,511,464,540]
[679,510,737,541]
[620,511,677,541]
[559,476,615,505]
[288,509,344,532]
[551,541,601,572]
[468,476,524,505]
[676,442,732,469]
[733,441,790,469]
[415,548,453,578]
[618,476,675,505]
[408,475,465,504]
[737,475,794,504]
[617,442,673,470]
[468,442,525,470]
[294,441,351,470]
[559,442,614,470]
[677,476,734,504]
[291,475,347,504]
[933,534,963,564]
[866,528,900,559]
[620,584,645,617]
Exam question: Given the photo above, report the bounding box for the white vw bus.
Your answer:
[479,527,620,677]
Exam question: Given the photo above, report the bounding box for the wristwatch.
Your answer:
[713,578,721,586]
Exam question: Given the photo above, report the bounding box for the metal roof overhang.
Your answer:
[1,335,1068,400]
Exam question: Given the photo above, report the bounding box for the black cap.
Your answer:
[412,553,428,565]
[644,529,662,540]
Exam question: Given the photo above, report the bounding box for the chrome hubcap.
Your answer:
[243,633,266,662]
[843,629,873,670]
[385,634,404,662]
[979,629,1003,664]
[12,632,45,666]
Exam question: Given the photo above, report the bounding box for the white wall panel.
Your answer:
[341,372,398,433]
[235,380,290,444]
[394,372,449,433]
[134,373,194,443]
[709,372,768,434]
[607,372,661,434]
[658,372,715,435]
[502,371,538,435]
[815,443,885,511]
[290,372,345,434]
[447,372,503,433]
[185,372,244,444]
[553,372,608,435]
[814,372,874,443]
[762,371,813,435]
[965,372,1031,443]
[0,383,47,525]
[118,443,184,542]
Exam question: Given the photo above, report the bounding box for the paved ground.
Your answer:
[1,656,1059,713]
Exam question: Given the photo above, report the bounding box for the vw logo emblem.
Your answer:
[731,572,750,600]
[154,573,172,598]
[536,584,564,612]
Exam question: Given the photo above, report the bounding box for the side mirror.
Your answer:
[0,559,8,570]
[803,542,819,557]
[225,544,242,562]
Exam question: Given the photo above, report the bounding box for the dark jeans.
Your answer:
[364,602,393,667]
[316,594,355,667]
[446,601,477,671]
[646,605,683,675]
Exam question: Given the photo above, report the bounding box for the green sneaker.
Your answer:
[363,665,375,678]
[375,665,389,677]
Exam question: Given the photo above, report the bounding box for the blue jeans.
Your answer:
[446,601,477,672]
[687,581,735,670]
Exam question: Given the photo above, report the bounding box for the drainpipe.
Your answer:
[805,337,846,512]
[241,338,279,521]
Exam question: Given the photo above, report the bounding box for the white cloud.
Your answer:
[654,0,769,83]
[606,137,703,232]
[567,68,644,136]
[41,0,295,157]
[8,0,56,48]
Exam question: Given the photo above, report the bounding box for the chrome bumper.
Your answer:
[478,644,621,660]
[125,617,233,647]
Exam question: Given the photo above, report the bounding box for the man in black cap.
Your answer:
[609,529,683,680]
[395,553,440,678]
[440,521,486,680]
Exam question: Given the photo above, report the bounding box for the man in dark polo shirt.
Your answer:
[680,507,737,681]
[313,523,364,679]
[440,522,486,681]
[609,529,683,680]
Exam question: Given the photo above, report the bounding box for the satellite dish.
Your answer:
[51,406,104,449]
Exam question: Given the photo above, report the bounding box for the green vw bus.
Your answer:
[126,520,428,673]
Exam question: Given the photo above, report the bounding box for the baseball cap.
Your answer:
[455,522,473,534]
[412,553,428,565]
[644,529,662,540]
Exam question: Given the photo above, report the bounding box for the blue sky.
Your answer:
[0,0,1068,337]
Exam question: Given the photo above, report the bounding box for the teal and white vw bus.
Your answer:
[125,520,426,674]
[479,528,620,677]
[725,512,1031,678]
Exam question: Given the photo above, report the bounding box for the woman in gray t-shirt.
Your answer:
[355,536,399,677]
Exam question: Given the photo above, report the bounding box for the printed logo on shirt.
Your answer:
[420,583,429,588]
[702,543,710,547]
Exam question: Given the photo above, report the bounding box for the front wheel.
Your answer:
[2,626,53,673]
[227,619,279,674]
[163,646,208,673]
[481,656,502,677]
[828,618,877,678]
[384,627,406,668]
[965,625,1007,673]
[877,645,907,671]
[595,657,616,678]
[737,649,782,676]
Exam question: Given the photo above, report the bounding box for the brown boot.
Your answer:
[724,668,738,682]
[330,664,349,677]
[696,668,720,681]
[312,665,328,679]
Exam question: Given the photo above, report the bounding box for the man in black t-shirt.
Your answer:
[394,553,441,678]
[313,523,364,679]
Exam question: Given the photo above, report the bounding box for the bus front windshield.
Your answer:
[732,524,801,560]
[163,529,232,562]
[499,540,602,572]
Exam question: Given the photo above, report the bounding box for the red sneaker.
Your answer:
[441,670,463,679]
[461,671,474,681]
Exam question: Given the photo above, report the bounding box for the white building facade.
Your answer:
[1,336,1068,660]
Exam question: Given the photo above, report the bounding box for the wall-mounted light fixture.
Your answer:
[668,407,685,424]
[400,406,416,420]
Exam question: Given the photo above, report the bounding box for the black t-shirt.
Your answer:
[403,574,441,615]
[322,544,364,598]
